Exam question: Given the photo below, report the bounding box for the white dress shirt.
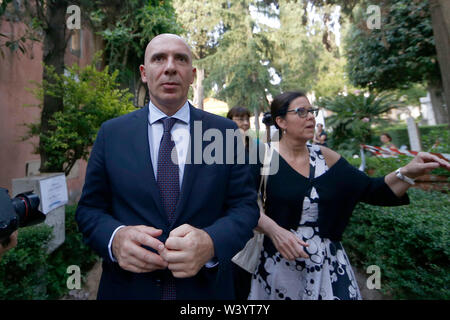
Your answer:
[147,100,190,185]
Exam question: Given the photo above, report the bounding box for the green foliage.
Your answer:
[174,0,223,60]
[355,154,412,176]
[420,125,450,154]
[1,0,181,84]
[0,225,53,299]
[343,188,450,299]
[307,0,360,18]
[176,0,353,116]
[0,205,98,299]
[208,42,276,114]
[173,0,227,107]
[371,123,450,152]
[203,0,278,115]
[389,83,428,107]
[24,57,135,175]
[372,123,410,149]
[313,49,353,98]
[346,152,450,178]
[95,0,182,84]
[344,0,439,90]
[269,1,323,93]
[317,92,402,153]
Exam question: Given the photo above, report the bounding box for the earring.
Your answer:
[283,129,287,135]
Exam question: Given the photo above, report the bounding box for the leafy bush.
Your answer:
[24,57,136,175]
[372,123,410,149]
[364,154,411,177]
[373,123,450,152]
[343,188,450,299]
[317,92,402,153]
[346,153,450,178]
[421,125,450,154]
[0,225,53,299]
[95,1,182,84]
[0,205,98,299]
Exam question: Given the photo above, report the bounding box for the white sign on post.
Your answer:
[38,174,68,214]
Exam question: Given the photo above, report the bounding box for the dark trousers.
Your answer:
[232,264,252,300]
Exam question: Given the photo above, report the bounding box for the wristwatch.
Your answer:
[395,167,415,185]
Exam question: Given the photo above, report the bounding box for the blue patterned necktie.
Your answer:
[157,117,180,223]
[157,117,179,300]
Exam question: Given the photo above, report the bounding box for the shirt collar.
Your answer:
[148,100,190,125]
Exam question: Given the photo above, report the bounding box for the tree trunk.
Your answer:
[428,80,447,125]
[193,67,204,110]
[429,0,450,124]
[254,107,260,140]
[39,1,69,172]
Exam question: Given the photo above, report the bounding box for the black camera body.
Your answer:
[0,188,46,246]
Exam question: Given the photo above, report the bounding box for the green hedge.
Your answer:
[372,124,410,148]
[0,205,98,299]
[346,154,450,178]
[373,123,450,151]
[0,225,53,299]
[342,188,450,299]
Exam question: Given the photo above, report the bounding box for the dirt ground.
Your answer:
[61,260,389,300]
[61,260,101,300]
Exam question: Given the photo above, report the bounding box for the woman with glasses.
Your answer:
[247,91,449,300]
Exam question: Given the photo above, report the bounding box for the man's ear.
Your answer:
[191,67,197,84]
[139,65,147,83]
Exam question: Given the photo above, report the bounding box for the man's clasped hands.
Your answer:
[112,224,214,278]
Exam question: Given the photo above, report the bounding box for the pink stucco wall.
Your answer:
[0,17,103,203]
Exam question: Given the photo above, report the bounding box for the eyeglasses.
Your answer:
[286,107,319,118]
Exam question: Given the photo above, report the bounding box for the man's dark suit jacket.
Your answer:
[75,104,259,300]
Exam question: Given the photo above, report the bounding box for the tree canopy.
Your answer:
[345,0,439,91]
[202,0,279,121]
[1,0,181,173]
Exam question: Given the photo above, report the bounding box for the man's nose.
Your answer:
[164,57,177,75]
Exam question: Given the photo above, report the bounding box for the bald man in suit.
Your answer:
[76,34,259,299]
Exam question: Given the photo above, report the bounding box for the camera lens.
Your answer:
[11,197,27,225]
[11,193,44,227]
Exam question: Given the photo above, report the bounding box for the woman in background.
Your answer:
[227,106,251,151]
[313,123,327,146]
[248,91,449,300]
[380,133,397,149]
[227,105,259,300]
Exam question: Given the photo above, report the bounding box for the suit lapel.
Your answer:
[131,106,167,223]
[171,104,204,228]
